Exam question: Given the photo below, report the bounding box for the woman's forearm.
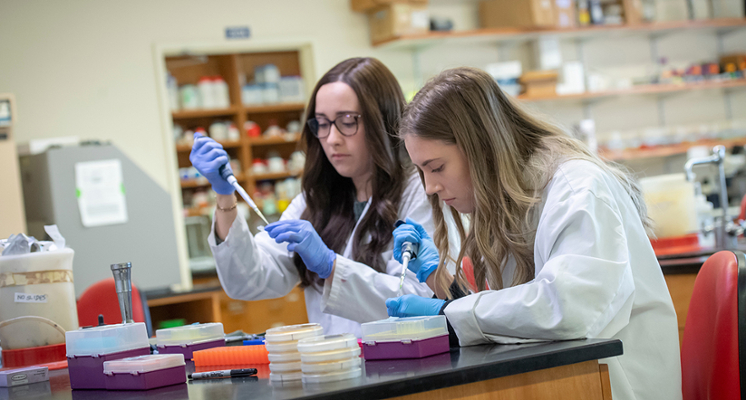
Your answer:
[215,194,238,241]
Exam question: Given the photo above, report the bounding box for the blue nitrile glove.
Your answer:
[265,220,336,279]
[189,132,235,195]
[386,295,446,318]
[392,218,440,282]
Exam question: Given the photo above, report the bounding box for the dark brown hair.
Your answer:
[296,57,410,288]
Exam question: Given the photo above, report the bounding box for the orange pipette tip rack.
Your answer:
[193,345,269,366]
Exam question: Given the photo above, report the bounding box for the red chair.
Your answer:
[76,278,153,336]
[681,250,746,400]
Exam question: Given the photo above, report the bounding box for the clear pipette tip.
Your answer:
[397,255,409,297]
[229,177,270,225]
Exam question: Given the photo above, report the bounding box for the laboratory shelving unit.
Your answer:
[166,51,308,215]
[375,16,746,164]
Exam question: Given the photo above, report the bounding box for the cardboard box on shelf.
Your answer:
[368,3,430,43]
[479,0,556,29]
[622,0,643,24]
[554,0,576,28]
[519,70,559,98]
[351,0,427,13]
[721,54,746,70]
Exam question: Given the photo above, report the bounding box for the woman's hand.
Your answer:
[392,218,440,282]
[265,220,336,279]
[386,295,446,317]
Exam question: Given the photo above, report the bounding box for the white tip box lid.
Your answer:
[104,354,185,375]
[66,322,149,357]
[361,316,447,343]
[156,323,224,346]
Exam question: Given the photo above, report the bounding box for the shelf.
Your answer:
[249,170,302,181]
[181,174,245,189]
[249,133,301,146]
[176,140,243,152]
[599,137,746,161]
[519,79,746,102]
[172,106,240,119]
[243,103,306,114]
[375,18,746,49]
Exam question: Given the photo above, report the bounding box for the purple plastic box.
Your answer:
[363,335,449,360]
[67,347,150,390]
[104,365,186,390]
[157,338,224,360]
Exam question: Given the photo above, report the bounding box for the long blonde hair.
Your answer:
[399,67,651,297]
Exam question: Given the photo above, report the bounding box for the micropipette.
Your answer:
[394,220,419,297]
[219,164,269,225]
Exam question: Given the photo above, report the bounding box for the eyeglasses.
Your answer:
[307,114,361,139]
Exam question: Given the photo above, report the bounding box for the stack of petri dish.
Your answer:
[297,333,362,384]
[265,323,323,382]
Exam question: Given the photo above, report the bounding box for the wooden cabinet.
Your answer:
[147,283,308,334]
[663,272,698,345]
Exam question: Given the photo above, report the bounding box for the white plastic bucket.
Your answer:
[0,248,78,349]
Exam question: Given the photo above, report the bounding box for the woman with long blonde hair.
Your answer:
[386,67,681,400]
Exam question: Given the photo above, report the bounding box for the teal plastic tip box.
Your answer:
[65,323,150,389]
[156,323,225,360]
[361,316,449,360]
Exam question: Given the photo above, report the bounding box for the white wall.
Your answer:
[0,0,417,190]
[4,0,744,186]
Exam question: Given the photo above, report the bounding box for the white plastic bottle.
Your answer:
[198,77,216,109]
[180,85,200,109]
[213,76,230,108]
[167,74,180,111]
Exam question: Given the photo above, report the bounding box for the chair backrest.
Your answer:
[681,250,746,400]
[76,278,152,336]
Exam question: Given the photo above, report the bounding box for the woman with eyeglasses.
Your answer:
[190,58,436,336]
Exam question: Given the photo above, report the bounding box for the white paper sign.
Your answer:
[75,159,129,227]
[15,293,48,303]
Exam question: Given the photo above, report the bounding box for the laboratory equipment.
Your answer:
[639,174,698,239]
[0,366,49,387]
[394,220,419,297]
[361,316,449,360]
[193,345,269,367]
[66,322,150,389]
[685,145,746,250]
[19,144,181,296]
[103,354,186,390]
[66,262,151,389]
[219,164,269,225]
[156,322,225,360]
[111,262,134,324]
[297,334,361,384]
[265,323,323,382]
[0,245,77,350]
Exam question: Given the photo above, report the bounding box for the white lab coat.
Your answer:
[443,160,682,400]
[209,174,434,337]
